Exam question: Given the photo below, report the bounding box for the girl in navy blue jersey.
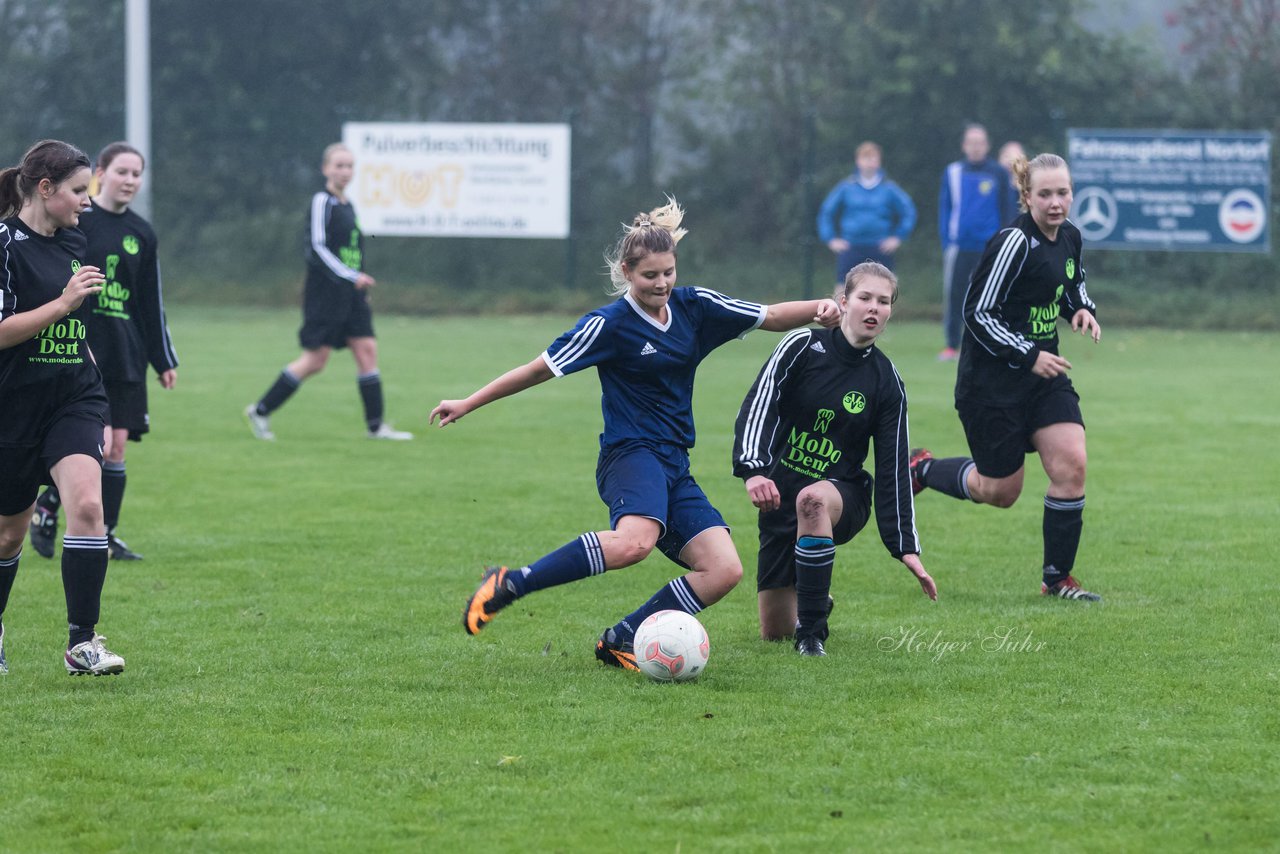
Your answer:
[28,142,180,562]
[912,153,1103,602]
[0,139,126,675]
[431,198,841,671]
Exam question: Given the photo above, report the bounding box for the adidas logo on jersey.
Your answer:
[641,342,657,356]
[13,230,28,241]
[1030,237,1040,250]
[810,341,826,354]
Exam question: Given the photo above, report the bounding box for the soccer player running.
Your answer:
[911,153,1103,601]
[245,143,411,441]
[0,140,126,675]
[734,261,937,657]
[28,142,179,562]
[431,198,841,671]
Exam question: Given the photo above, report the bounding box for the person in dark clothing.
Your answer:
[734,261,937,657]
[912,153,1103,602]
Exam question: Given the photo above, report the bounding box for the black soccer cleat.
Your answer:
[1042,575,1102,602]
[107,532,143,561]
[795,635,827,657]
[909,448,934,496]
[462,566,517,634]
[594,627,639,671]
[28,506,58,559]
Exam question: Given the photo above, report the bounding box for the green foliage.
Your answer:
[0,0,1274,324]
[1,307,1277,850]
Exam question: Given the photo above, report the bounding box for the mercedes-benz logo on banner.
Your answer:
[1072,186,1118,241]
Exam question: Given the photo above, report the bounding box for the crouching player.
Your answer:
[733,261,937,657]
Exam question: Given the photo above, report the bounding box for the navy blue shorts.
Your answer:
[0,411,104,516]
[755,472,874,591]
[596,442,727,567]
[958,378,1084,479]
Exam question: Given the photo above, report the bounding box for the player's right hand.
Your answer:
[1030,350,1071,379]
[60,265,105,311]
[745,475,781,511]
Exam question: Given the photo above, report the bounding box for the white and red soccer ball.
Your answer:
[633,610,710,682]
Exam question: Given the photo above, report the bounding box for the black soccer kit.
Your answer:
[733,326,921,591]
[79,201,179,437]
[956,213,1097,476]
[0,217,106,512]
[299,190,372,350]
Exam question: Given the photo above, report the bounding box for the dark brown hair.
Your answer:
[0,139,91,218]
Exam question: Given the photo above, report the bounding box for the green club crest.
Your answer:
[71,260,81,274]
[122,235,140,255]
[842,391,865,414]
[1065,258,1075,279]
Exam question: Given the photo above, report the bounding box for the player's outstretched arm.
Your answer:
[430,356,554,427]
[760,298,841,331]
[901,553,938,601]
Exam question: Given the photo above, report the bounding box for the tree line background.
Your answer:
[1,0,1275,327]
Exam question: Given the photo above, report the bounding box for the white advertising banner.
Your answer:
[342,122,570,238]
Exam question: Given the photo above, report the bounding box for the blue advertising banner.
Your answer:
[1066,129,1271,252]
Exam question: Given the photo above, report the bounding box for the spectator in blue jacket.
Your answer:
[937,124,1013,361]
[817,141,916,288]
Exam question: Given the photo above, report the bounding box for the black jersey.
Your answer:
[305,190,363,287]
[0,217,105,446]
[733,326,921,559]
[957,213,1097,407]
[79,201,178,384]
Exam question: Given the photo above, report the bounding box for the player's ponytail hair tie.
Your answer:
[604,195,688,295]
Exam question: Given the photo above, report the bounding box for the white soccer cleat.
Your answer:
[368,423,413,440]
[244,405,275,440]
[65,634,126,676]
[0,623,8,675]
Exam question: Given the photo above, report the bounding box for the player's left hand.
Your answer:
[158,369,177,389]
[1071,309,1101,342]
[744,475,781,511]
[355,273,376,290]
[814,298,841,328]
[901,553,938,601]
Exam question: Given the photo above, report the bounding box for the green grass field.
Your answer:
[1,306,1276,852]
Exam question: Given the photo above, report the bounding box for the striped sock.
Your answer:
[921,456,975,501]
[61,535,109,647]
[102,460,127,532]
[613,575,705,644]
[1043,495,1085,586]
[0,549,20,619]
[257,368,301,415]
[507,533,605,597]
[795,536,836,640]
[357,370,384,431]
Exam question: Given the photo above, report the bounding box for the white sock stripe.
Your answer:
[357,371,382,384]
[61,536,108,550]
[579,532,606,576]
[669,577,703,614]
[1044,496,1086,511]
[0,550,20,567]
[794,545,836,560]
[959,461,975,500]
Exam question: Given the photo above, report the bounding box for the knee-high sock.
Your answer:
[256,368,301,416]
[506,533,606,597]
[358,371,384,431]
[920,456,975,501]
[61,535,109,647]
[612,576,706,644]
[795,536,836,640]
[1042,495,1085,586]
[102,461,127,533]
[0,550,19,622]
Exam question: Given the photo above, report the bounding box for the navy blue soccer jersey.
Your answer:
[542,286,766,450]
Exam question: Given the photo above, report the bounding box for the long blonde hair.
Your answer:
[604,196,688,295]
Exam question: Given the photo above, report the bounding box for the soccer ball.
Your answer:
[633,610,710,682]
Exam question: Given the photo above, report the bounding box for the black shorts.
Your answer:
[755,472,874,592]
[0,412,104,516]
[104,380,149,441]
[958,378,1084,479]
[299,277,375,350]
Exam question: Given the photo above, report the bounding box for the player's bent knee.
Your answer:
[0,525,25,556]
[795,488,828,523]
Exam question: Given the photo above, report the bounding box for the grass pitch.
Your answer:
[1,306,1276,852]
